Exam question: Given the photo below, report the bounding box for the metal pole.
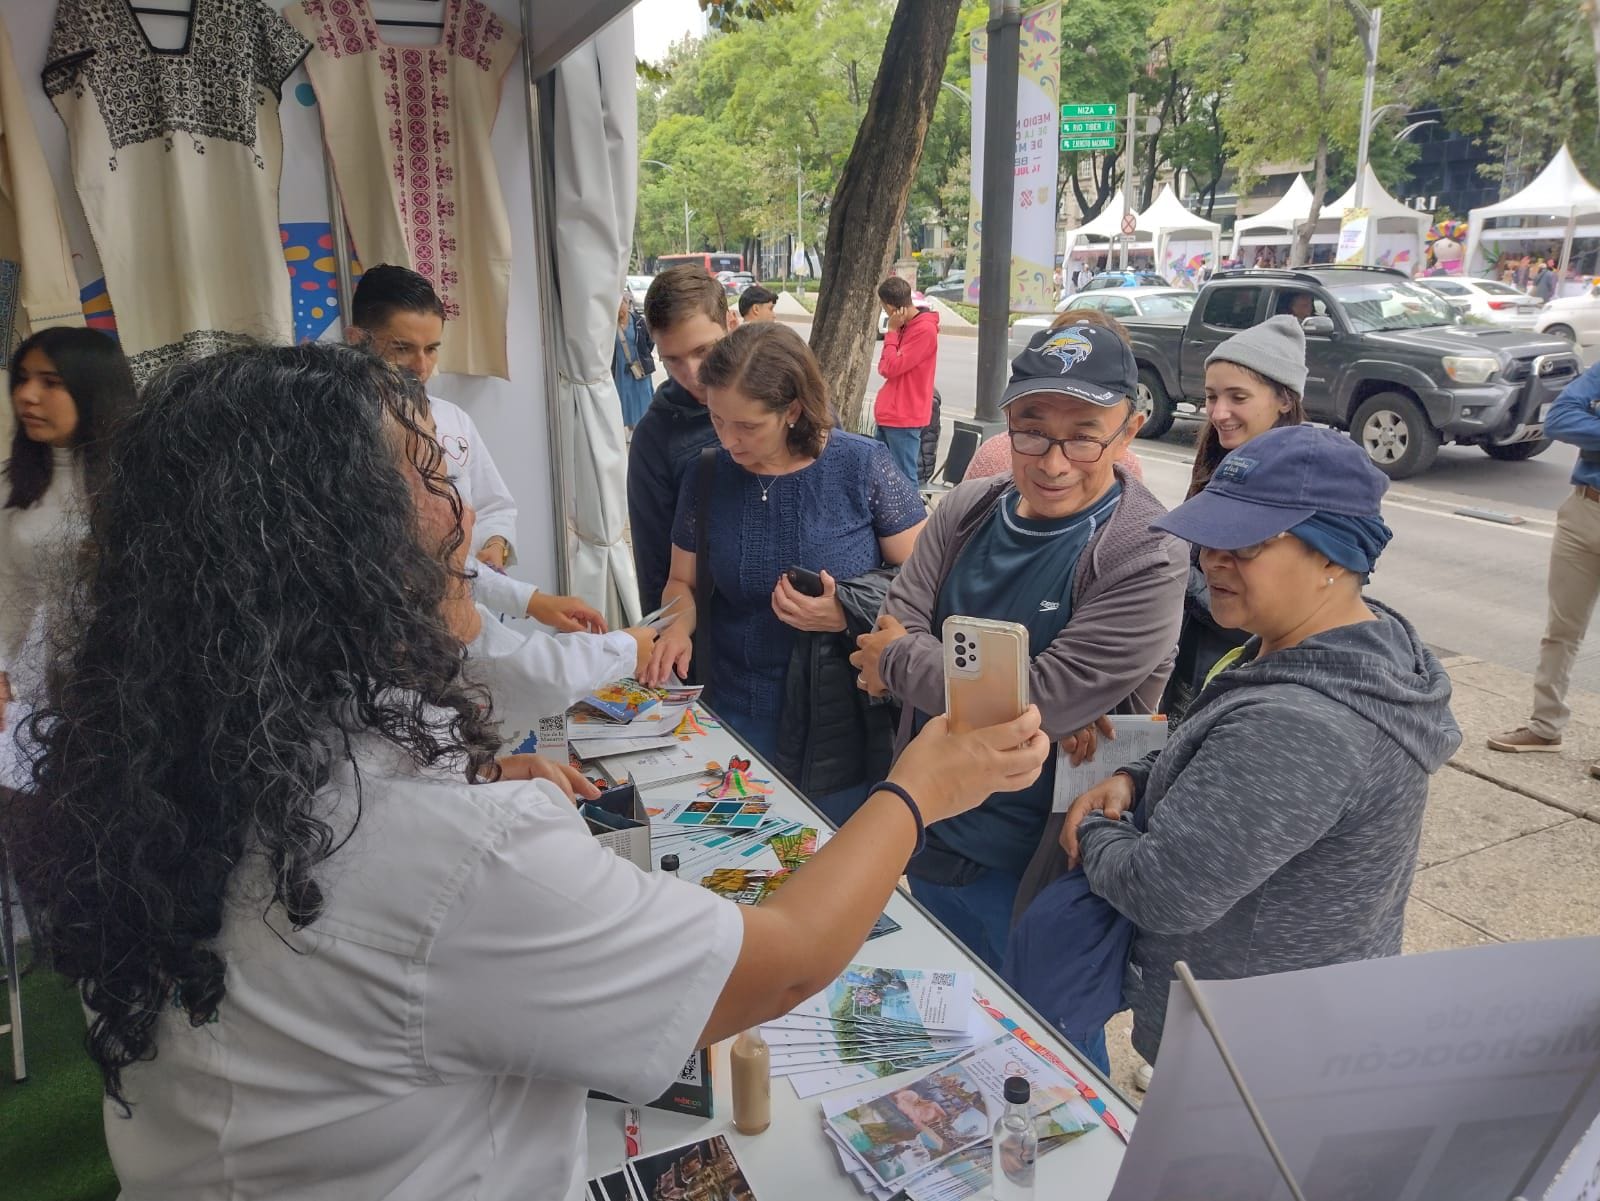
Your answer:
[322,146,353,332]
[796,146,804,285]
[975,0,1022,426]
[1353,5,1381,263]
[1119,91,1138,271]
[682,191,690,254]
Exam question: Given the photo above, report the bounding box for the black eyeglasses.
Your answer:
[1007,412,1132,463]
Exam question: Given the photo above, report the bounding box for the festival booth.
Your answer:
[1314,165,1430,276]
[1466,145,1600,295]
[1232,173,1323,261]
[1136,184,1221,286]
[0,3,1142,1198]
[1061,190,1154,280]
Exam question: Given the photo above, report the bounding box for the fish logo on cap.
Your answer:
[1040,327,1094,374]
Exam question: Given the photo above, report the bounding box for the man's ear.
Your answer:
[725,310,738,332]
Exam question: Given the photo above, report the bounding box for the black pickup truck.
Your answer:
[1123,266,1582,478]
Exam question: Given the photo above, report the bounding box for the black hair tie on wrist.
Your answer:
[869,781,925,856]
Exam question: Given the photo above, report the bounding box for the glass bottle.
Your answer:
[991,1075,1036,1200]
[731,1028,771,1135]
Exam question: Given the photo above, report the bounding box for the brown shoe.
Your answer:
[1487,727,1563,753]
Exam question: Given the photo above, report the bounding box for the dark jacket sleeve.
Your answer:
[918,389,942,485]
[836,565,896,636]
[1544,361,1600,451]
[626,411,674,614]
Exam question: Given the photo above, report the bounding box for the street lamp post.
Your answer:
[975,0,1021,428]
[643,158,693,254]
[1342,1,1382,264]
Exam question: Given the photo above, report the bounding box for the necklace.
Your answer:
[756,473,775,502]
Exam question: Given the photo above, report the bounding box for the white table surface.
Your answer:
[582,715,1137,1199]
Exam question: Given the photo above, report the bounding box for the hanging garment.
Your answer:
[43,0,309,381]
[285,0,520,380]
[0,14,85,361]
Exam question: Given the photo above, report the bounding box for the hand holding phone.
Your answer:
[786,566,825,598]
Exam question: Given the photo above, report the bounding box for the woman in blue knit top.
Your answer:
[642,323,926,820]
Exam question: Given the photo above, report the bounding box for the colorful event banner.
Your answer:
[964,2,1060,314]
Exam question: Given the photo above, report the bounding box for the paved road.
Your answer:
[794,320,1599,693]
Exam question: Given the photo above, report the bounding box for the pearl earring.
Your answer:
[788,422,795,429]
[1326,576,1335,586]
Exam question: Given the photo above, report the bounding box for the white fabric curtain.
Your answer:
[547,18,641,624]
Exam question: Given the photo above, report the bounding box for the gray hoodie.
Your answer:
[1078,601,1462,1062]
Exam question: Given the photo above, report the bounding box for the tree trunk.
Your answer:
[1292,130,1329,267]
[811,0,962,433]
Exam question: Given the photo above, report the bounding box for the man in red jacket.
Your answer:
[875,276,940,483]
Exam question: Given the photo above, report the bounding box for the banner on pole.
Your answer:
[1337,208,1371,265]
[964,3,1061,313]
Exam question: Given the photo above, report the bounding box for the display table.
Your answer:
[582,715,1137,1198]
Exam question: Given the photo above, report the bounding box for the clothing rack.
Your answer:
[375,0,445,31]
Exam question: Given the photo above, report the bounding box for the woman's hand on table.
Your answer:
[771,571,847,633]
[493,753,602,801]
[888,705,1049,825]
[850,614,908,697]
[1060,714,1115,768]
[640,621,692,687]
[621,626,659,678]
[1062,771,1136,869]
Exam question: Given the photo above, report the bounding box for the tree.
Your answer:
[1055,0,1157,222]
[809,0,963,433]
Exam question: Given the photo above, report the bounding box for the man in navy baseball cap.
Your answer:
[1002,320,1141,410]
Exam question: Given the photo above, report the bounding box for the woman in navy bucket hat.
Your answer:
[1058,424,1462,1069]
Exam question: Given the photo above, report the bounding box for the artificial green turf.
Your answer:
[0,968,118,1201]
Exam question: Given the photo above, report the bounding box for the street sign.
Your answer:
[1062,103,1117,118]
[1121,212,1138,235]
[1061,120,1117,135]
[1060,136,1118,152]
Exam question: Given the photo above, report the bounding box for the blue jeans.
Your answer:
[808,781,871,827]
[876,425,921,485]
[909,868,1021,973]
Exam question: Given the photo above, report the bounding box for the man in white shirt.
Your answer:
[348,264,602,632]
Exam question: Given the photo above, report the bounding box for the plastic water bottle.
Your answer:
[991,1075,1037,1200]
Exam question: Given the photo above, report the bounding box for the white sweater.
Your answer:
[431,396,537,618]
[0,446,83,677]
[462,604,636,736]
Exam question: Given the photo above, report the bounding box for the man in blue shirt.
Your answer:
[1489,360,1600,773]
[853,320,1187,980]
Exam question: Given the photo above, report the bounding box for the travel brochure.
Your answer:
[766,965,982,1099]
[626,1135,761,1201]
[570,677,705,739]
[820,1032,1099,1198]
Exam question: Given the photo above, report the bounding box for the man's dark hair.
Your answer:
[738,285,779,317]
[4,327,135,511]
[351,264,446,331]
[7,343,500,1109]
[877,277,913,309]
[644,264,729,333]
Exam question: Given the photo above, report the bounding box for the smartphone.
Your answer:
[942,615,1029,735]
[787,566,825,597]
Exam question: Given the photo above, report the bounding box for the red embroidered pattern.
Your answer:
[300,0,377,61]
[382,44,458,320]
[445,0,508,73]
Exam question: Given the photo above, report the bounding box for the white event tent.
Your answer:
[1316,166,1431,274]
[1062,190,1153,261]
[1233,174,1319,248]
[1466,145,1600,283]
[1138,184,1221,283]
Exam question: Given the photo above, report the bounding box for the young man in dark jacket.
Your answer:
[852,323,1187,980]
[628,267,733,613]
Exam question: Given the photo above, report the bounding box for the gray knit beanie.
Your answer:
[1205,314,1308,396]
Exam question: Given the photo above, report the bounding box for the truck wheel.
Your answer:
[1351,391,1441,478]
[1134,367,1174,439]
[1482,438,1552,462]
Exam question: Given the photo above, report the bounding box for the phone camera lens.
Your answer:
[955,656,967,669]
[953,633,966,645]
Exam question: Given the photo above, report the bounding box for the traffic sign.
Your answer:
[1062,103,1117,118]
[1121,212,1138,235]
[1060,136,1118,152]
[1061,120,1117,135]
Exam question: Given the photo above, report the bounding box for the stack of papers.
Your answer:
[820,1032,1099,1200]
[766,965,982,1099]
[571,679,704,738]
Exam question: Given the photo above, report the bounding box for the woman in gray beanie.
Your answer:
[1164,314,1310,724]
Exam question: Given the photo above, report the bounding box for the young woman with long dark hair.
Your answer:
[5,343,1047,1200]
[0,326,133,775]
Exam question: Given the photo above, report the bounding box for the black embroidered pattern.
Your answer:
[43,0,310,169]
[127,328,258,384]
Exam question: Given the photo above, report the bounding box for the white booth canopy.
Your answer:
[1137,184,1221,280]
[1062,190,1153,258]
[1466,144,1600,277]
[1233,174,1317,244]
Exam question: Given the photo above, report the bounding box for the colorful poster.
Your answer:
[964,3,1061,314]
[1336,207,1371,265]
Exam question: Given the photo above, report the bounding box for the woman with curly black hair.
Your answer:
[6,342,1049,1200]
[0,326,133,783]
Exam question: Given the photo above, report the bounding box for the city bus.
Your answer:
[655,252,744,276]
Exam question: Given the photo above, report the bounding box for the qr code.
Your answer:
[678,1054,702,1085]
[929,972,956,987]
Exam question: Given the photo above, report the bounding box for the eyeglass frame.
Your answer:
[1198,531,1290,562]
[1006,410,1134,464]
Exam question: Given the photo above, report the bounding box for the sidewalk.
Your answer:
[1103,652,1600,1099]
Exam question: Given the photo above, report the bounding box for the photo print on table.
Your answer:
[627,1134,761,1201]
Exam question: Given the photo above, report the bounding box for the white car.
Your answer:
[1535,281,1600,348]
[626,274,654,308]
[1414,276,1543,330]
[1009,287,1196,355]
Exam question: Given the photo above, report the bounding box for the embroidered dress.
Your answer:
[286,0,521,379]
[43,0,307,381]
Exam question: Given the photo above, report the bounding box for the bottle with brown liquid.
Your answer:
[730,1027,771,1135]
